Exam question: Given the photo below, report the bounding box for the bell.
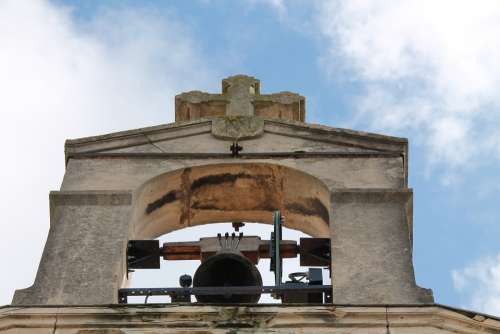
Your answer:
[193,251,262,303]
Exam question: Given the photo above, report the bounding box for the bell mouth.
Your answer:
[193,252,262,303]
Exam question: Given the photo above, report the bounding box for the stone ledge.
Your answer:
[330,188,412,203]
[49,191,132,207]
[0,304,498,333]
[66,151,403,161]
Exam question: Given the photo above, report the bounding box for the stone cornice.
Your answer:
[65,118,407,156]
[0,304,498,333]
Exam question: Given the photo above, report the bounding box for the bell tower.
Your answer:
[4,75,499,333]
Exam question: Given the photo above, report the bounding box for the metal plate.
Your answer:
[127,240,161,269]
[299,238,331,266]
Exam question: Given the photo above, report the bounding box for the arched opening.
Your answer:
[124,163,332,304]
[130,163,331,239]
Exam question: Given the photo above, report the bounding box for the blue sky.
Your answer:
[1,0,499,314]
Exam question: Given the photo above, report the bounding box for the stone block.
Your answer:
[329,189,433,304]
[12,191,132,305]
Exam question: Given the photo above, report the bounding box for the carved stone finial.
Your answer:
[175,75,305,122]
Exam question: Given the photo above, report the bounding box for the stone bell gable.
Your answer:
[7,74,500,334]
[13,74,431,307]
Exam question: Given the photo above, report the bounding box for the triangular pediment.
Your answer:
[65,118,407,161]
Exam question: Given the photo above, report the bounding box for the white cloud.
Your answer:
[452,253,500,316]
[0,0,214,305]
[314,0,500,178]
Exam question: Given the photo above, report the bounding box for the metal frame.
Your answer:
[118,284,332,304]
[270,210,283,286]
[120,211,333,305]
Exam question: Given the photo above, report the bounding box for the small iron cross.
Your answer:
[230,141,243,157]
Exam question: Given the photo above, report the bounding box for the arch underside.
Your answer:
[131,163,331,239]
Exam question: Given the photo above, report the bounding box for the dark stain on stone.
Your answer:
[146,190,179,215]
[191,200,277,212]
[258,202,278,212]
[216,322,256,329]
[191,172,260,191]
[180,168,192,225]
[190,171,278,212]
[191,202,219,210]
[286,197,330,224]
[77,329,125,334]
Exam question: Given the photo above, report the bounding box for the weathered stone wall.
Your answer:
[330,190,433,304]
[13,192,132,305]
[61,120,407,191]
[61,157,405,192]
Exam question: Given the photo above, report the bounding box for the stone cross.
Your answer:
[175,75,305,122]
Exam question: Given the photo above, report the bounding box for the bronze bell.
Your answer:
[193,250,262,303]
